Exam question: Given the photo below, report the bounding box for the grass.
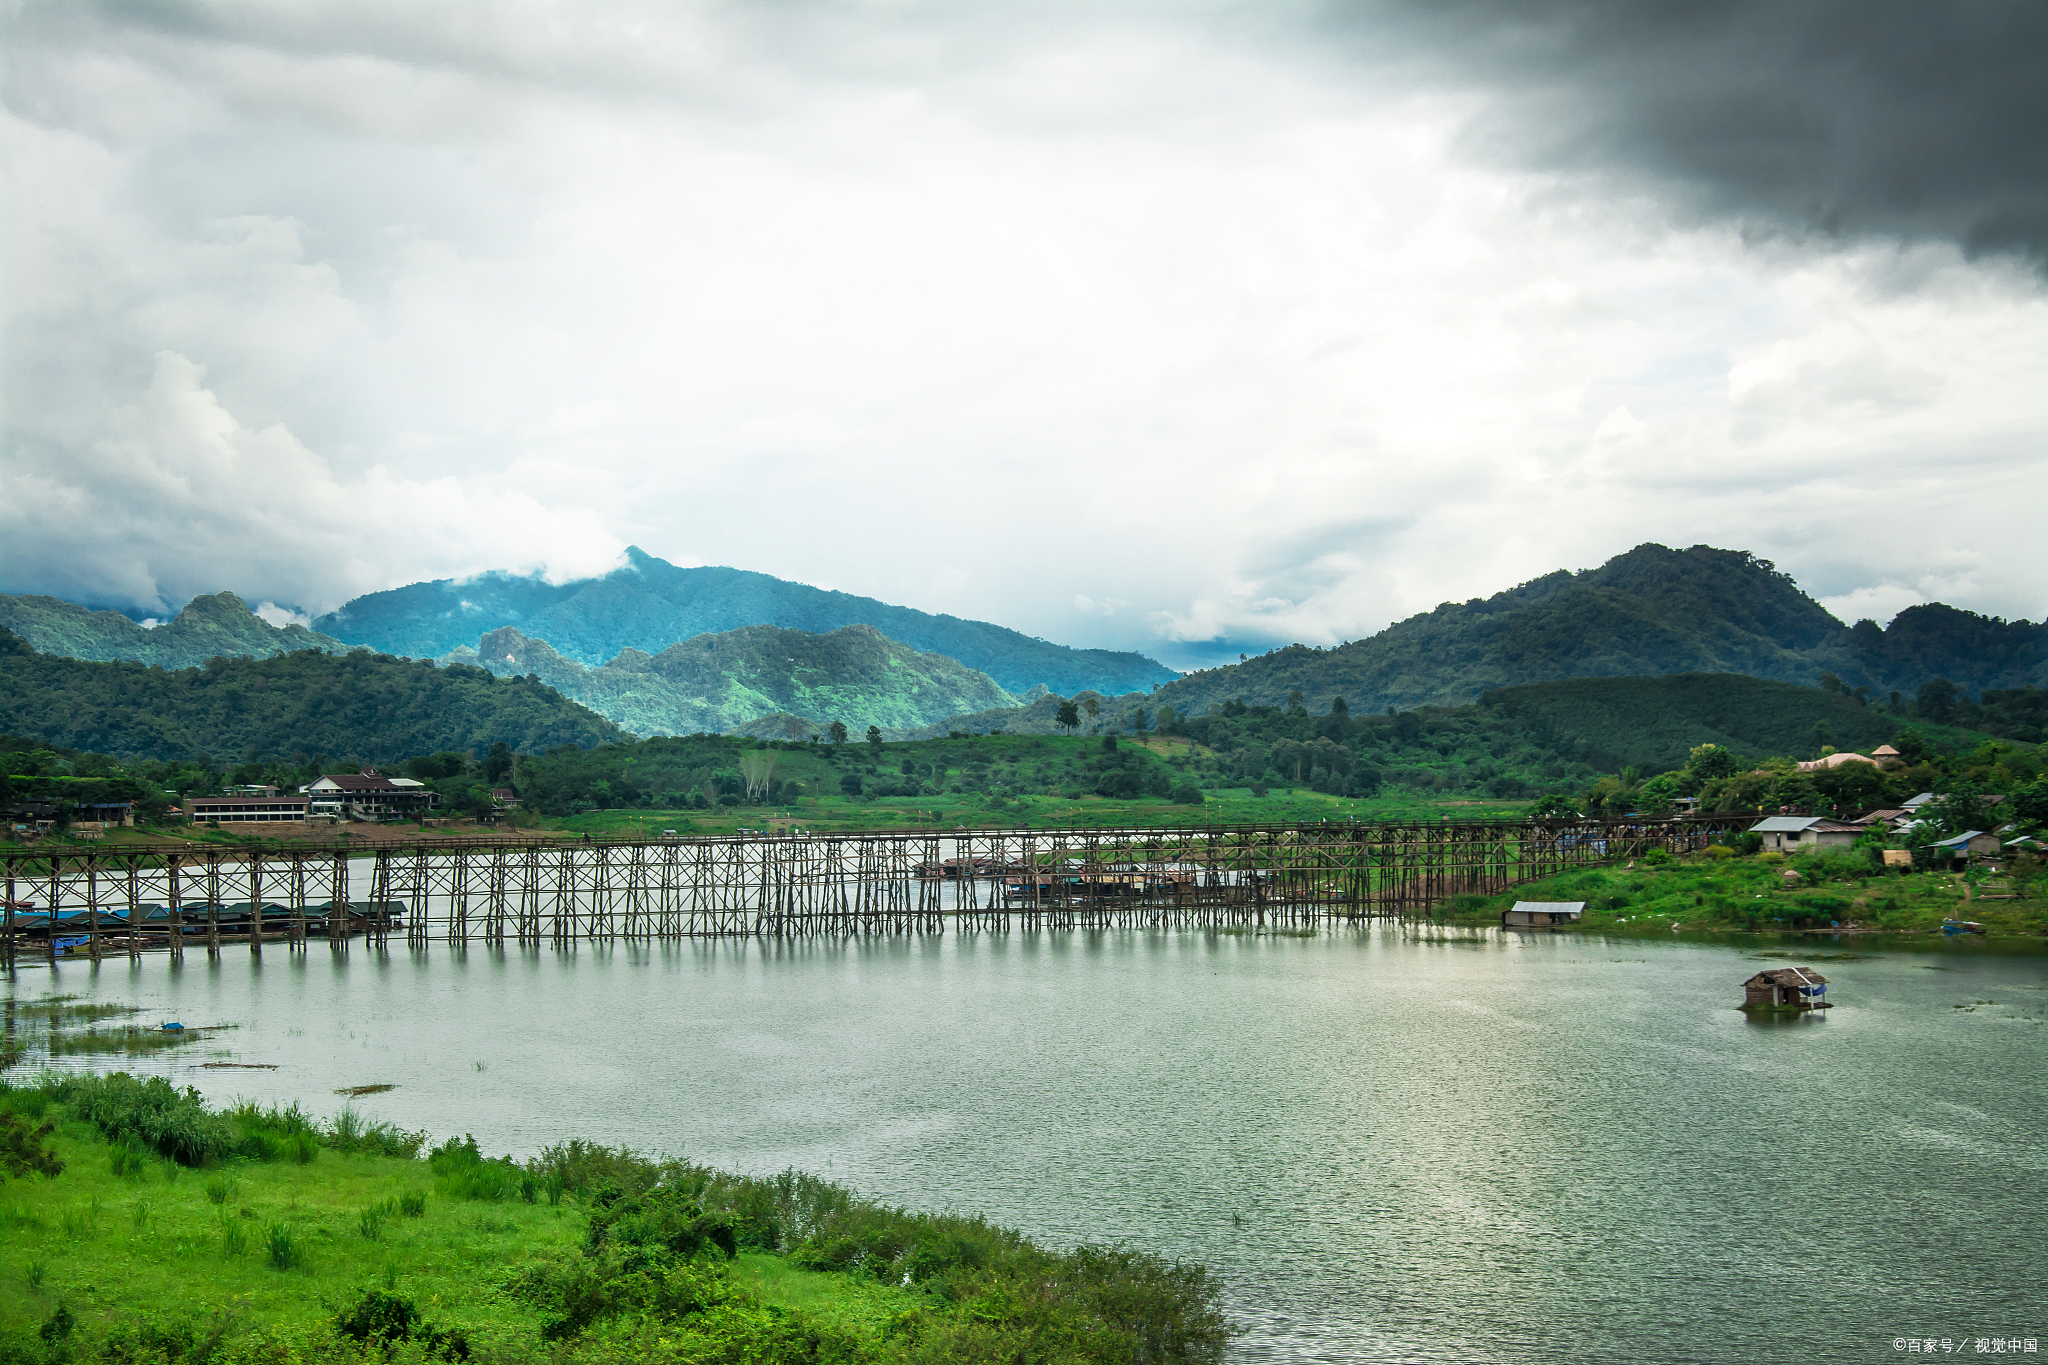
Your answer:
[0,1101,581,1341]
[1440,850,2048,941]
[0,1086,1232,1365]
[732,1251,922,1342]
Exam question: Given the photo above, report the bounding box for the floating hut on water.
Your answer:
[1501,901,1584,929]
[1742,967,1831,1011]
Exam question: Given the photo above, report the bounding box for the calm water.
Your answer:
[7,928,2045,1363]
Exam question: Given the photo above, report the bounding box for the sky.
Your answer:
[4,0,2044,670]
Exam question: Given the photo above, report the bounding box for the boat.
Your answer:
[1940,920,1986,936]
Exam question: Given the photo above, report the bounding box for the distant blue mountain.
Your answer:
[314,548,1177,698]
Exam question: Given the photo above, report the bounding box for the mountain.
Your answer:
[0,628,619,764]
[0,592,348,668]
[313,547,1176,697]
[1476,673,1905,774]
[1150,544,2048,716]
[444,622,1017,737]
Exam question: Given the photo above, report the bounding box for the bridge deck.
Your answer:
[3,816,1755,961]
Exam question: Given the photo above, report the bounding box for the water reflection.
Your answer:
[8,927,2045,1363]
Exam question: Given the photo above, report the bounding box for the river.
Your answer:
[6,927,2044,1363]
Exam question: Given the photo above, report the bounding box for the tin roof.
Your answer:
[1744,968,1829,987]
[1509,901,1586,914]
[1750,816,1820,833]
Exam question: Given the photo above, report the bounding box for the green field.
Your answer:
[0,1076,1230,1365]
[1440,847,2048,941]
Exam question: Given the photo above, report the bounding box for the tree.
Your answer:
[483,742,513,786]
[1082,697,1100,730]
[865,725,883,751]
[1131,708,1150,733]
[2012,776,2048,828]
[1916,677,1964,723]
[1922,784,1990,840]
[828,721,848,746]
[1527,794,1579,821]
[1687,743,1740,781]
[738,751,779,801]
[1055,701,1081,736]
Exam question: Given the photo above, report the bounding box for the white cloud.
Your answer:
[0,353,624,615]
[1,3,2043,649]
[251,602,313,630]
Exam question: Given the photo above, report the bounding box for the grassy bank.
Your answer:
[1440,848,2048,940]
[0,1075,1229,1365]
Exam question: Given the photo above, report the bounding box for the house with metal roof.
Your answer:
[1748,815,1861,853]
[1924,830,2003,863]
[1742,966,1830,1011]
[1502,900,1584,929]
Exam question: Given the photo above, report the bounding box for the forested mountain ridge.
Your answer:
[444,621,1017,737]
[0,591,348,669]
[315,547,1176,697]
[0,628,620,764]
[1150,544,2046,716]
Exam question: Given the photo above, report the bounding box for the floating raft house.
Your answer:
[1742,967,1831,1011]
[1502,901,1584,929]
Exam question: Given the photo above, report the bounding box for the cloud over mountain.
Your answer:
[3,2,2042,658]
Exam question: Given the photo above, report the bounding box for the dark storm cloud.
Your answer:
[1349,0,2048,264]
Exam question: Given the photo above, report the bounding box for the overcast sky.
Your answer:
[4,1,2044,669]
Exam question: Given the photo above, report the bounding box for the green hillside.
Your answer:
[1150,544,2047,715]
[0,591,348,668]
[445,622,1017,736]
[1477,673,1904,773]
[316,546,1176,697]
[0,628,619,764]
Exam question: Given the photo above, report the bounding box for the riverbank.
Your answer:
[1440,849,2048,941]
[0,1075,1229,1365]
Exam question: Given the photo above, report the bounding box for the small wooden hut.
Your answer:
[1742,966,1830,1010]
[1502,901,1584,929]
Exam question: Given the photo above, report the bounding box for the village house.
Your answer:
[1501,900,1584,929]
[1742,966,1830,1010]
[301,773,439,822]
[1923,830,2004,865]
[1747,815,1862,853]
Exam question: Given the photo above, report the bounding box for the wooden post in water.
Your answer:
[167,857,183,961]
[205,856,221,959]
[249,851,264,956]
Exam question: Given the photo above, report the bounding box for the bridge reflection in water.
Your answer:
[2,817,1754,962]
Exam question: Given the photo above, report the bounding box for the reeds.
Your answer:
[265,1222,301,1271]
[216,1207,248,1259]
[358,1200,395,1240]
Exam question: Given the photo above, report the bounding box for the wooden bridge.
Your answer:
[2,816,1755,963]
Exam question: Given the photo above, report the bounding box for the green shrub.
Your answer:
[41,1074,233,1166]
[326,1109,426,1160]
[335,1288,469,1360]
[1,1112,64,1181]
[429,1136,522,1201]
[397,1192,426,1218]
